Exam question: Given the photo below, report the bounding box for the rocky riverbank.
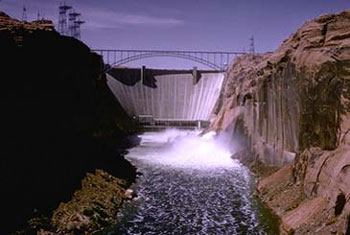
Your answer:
[1,12,138,233]
[210,11,350,234]
[50,170,133,234]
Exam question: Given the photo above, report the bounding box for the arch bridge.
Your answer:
[93,49,245,71]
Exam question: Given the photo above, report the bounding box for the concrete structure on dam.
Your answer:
[106,67,225,128]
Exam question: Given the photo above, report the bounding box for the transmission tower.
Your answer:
[58,1,72,35]
[68,11,80,37]
[68,10,85,39]
[74,18,85,39]
[22,6,27,22]
[249,36,255,55]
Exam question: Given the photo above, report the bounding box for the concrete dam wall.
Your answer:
[106,68,225,121]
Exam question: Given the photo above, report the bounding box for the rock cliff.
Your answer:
[210,11,350,234]
[0,12,137,233]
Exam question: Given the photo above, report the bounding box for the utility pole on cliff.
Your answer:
[249,36,255,55]
[22,6,27,22]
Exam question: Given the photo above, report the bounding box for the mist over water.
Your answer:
[108,129,275,234]
[135,129,236,170]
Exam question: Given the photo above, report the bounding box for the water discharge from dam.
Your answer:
[107,130,278,234]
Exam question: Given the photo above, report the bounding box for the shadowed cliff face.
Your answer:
[0,12,137,233]
[210,11,350,234]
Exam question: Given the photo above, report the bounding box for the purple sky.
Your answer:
[1,0,349,69]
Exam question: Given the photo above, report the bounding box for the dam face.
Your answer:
[106,68,225,123]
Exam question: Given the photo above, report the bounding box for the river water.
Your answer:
[106,129,278,235]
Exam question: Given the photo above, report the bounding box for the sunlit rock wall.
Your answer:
[107,70,225,120]
[210,10,350,234]
[209,54,300,165]
[210,11,350,166]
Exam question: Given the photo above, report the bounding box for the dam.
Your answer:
[106,67,225,128]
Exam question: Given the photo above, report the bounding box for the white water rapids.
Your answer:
[107,129,277,234]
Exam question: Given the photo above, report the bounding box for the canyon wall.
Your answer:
[0,12,137,233]
[210,11,350,234]
[210,53,299,165]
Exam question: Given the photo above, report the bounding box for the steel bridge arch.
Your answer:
[111,52,221,70]
[93,49,245,71]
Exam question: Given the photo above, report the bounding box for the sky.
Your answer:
[1,0,349,69]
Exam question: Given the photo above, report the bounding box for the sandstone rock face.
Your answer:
[0,12,54,45]
[210,11,350,234]
[210,53,300,166]
[51,170,129,234]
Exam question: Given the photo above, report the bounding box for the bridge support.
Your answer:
[141,65,146,84]
[193,66,198,85]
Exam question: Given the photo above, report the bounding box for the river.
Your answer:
[105,129,278,235]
